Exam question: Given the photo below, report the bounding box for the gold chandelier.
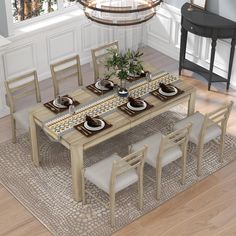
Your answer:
[78,0,163,26]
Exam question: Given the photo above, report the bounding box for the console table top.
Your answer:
[182,3,236,29]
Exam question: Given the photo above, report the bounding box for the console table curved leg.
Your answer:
[227,38,236,90]
[208,38,217,91]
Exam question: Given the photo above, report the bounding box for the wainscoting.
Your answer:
[147,4,236,89]
[0,3,235,117]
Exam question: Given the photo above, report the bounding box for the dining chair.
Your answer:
[82,145,147,227]
[91,41,119,82]
[4,70,41,143]
[132,124,192,200]
[50,54,83,97]
[174,101,233,176]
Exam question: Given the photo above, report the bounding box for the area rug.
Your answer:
[0,108,236,236]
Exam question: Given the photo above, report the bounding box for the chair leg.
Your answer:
[219,133,225,163]
[110,191,116,227]
[11,116,16,143]
[196,143,204,177]
[156,165,162,200]
[138,170,144,210]
[81,169,86,205]
[181,153,187,185]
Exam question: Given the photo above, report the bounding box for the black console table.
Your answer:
[179,3,236,90]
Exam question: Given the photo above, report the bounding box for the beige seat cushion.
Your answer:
[13,108,31,130]
[85,154,138,194]
[174,112,222,145]
[132,132,182,168]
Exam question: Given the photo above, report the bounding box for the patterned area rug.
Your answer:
[0,108,236,236]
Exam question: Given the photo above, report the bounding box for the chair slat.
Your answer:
[50,55,83,97]
[91,41,119,82]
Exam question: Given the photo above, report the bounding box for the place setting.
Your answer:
[150,82,184,101]
[86,79,115,96]
[44,95,80,114]
[118,96,153,116]
[126,70,148,82]
[74,115,112,137]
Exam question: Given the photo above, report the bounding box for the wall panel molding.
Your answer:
[47,28,77,63]
[3,42,36,79]
[147,3,236,88]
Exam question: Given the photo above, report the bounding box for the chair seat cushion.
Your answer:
[13,108,32,130]
[84,154,138,194]
[174,112,222,145]
[132,132,182,168]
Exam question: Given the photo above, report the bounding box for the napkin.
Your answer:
[56,96,71,106]
[128,97,144,108]
[100,80,114,89]
[159,83,175,93]
[85,115,101,127]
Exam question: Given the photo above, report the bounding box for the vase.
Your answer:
[118,79,128,97]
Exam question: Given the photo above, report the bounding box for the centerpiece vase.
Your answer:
[118,78,128,97]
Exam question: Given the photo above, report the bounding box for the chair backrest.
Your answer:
[91,41,119,82]
[201,101,233,138]
[50,54,83,97]
[158,123,192,163]
[110,145,147,189]
[4,70,41,113]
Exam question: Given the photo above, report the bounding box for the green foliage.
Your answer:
[104,48,144,80]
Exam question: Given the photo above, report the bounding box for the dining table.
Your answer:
[29,70,196,202]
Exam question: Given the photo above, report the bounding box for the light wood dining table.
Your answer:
[29,72,196,202]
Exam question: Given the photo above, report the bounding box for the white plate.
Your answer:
[95,81,114,91]
[53,97,73,108]
[158,86,178,97]
[84,119,105,131]
[127,101,147,111]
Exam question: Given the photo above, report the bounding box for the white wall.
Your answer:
[3,10,142,82]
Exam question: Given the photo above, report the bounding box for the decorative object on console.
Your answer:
[104,48,144,97]
[77,0,163,26]
[191,0,207,10]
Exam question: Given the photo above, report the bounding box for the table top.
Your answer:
[182,3,236,29]
[31,72,196,149]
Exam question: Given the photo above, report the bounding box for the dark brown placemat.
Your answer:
[118,100,153,117]
[150,85,184,102]
[44,95,80,114]
[74,117,112,137]
[86,82,114,96]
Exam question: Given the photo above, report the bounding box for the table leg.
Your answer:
[188,90,196,116]
[71,144,84,202]
[208,37,217,91]
[179,26,188,76]
[29,112,40,166]
[227,37,236,90]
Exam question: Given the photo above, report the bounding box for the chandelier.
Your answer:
[78,0,163,26]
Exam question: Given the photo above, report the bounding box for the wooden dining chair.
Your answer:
[91,41,119,82]
[50,54,83,97]
[132,124,192,200]
[82,146,147,227]
[4,70,41,143]
[174,101,233,176]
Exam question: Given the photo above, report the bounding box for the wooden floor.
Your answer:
[1,47,236,236]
